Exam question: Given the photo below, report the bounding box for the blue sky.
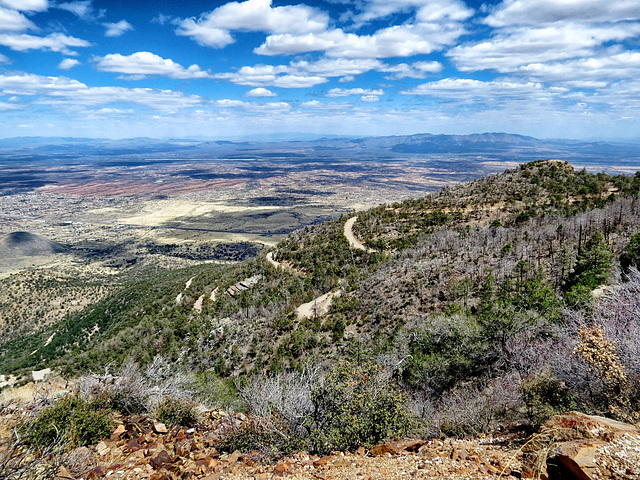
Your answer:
[0,0,639,140]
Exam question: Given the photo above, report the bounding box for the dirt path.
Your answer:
[266,251,281,269]
[344,217,375,252]
[296,290,342,319]
[266,251,304,275]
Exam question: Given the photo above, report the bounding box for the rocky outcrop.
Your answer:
[524,411,640,480]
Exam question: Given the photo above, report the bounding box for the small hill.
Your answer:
[0,231,66,257]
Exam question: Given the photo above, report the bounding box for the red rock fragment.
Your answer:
[57,465,75,479]
[393,439,426,453]
[126,438,141,452]
[111,424,126,439]
[370,443,398,456]
[313,456,333,468]
[86,466,105,480]
[149,473,170,480]
[274,461,292,475]
[150,450,172,469]
[153,422,168,434]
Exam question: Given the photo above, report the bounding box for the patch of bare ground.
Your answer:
[295,290,342,320]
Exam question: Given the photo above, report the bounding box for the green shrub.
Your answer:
[310,362,412,453]
[155,397,198,427]
[23,394,112,449]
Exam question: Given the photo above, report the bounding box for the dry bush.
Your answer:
[79,355,194,415]
[432,373,522,436]
[237,364,319,436]
[532,270,640,420]
[0,428,63,480]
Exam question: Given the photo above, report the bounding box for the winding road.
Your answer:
[344,216,375,252]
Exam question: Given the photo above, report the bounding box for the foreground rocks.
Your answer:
[51,415,526,480]
[2,381,639,480]
[523,411,640,480]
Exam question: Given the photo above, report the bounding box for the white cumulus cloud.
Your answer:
[245,87,277,97]
[176,0,328,48]
[353,0,473,24]
[103,20,133,37]
[58,58,80,70]
[0,6,37,32]
[0,32,90,53]
[402,78,564,103]
[0,73,204,112]
[95,52,212,79]
[57,1,102,19]
[214,64,327,88]
[449,22,640,73]
[0,0,48,12]
[326,88,384,97]
[485,0,640,27]
[255,21,466,58]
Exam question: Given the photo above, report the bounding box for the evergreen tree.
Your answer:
[620,232,640,276]
[564,231,614,292]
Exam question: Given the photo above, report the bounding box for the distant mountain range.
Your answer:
[1,132,638,175]
[1,132,639,155]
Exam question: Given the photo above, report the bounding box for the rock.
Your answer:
[313,456,333,468]
[274,461,292,475]
[202,473,223,480]
[530,412,640,480]
[226,450,242,463]
[57,465,75,479]
[547,411,634,439]
[549,440,607,480]
[126,438,141,452]
[149,473,171,480]
[370,443,399,456]
[392,439,426,453]
[196,456,218,471]
[96,441,110,456]
[175,440,193,457]
[451,448,469,461]
[153,422,168,434]
[112,424,126,439]
[149,450,172,469]
[86,466,105,480]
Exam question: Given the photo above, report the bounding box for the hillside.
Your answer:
[1,159,640,479]
[1,160,640,428]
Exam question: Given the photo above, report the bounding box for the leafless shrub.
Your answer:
[0,426,63,480]
[64,446,96,478]
[432,374,523,437]
[238,364,320,436]
[536,270,640,419]
[78,355,194,415]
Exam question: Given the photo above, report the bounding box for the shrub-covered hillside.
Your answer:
[2,159,640,434]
